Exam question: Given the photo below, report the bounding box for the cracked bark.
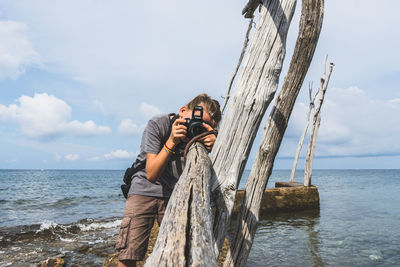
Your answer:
[145,142,217,267]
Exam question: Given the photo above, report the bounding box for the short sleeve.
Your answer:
[142,119,163,154]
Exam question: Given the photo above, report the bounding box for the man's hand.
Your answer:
[200,123,217,151]
[166,118,187,149]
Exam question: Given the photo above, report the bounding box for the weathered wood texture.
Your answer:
[242,0,262,18]
[304,58,334,186]
[210,0,297,256]
[224,1,324,266]
[289,84,316,182]
[145,142,217,267]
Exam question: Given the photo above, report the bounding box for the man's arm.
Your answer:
[145,118,187,183]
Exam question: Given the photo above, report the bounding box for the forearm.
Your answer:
[145,139,176,182]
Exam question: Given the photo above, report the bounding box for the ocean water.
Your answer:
[0,169,399,266]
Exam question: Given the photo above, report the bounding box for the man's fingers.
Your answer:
[202,122,213,131]
[174,118,186,125]
[202,140,212,146]
[200,136,215,142]
[175,124,187,130]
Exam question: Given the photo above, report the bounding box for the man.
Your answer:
[116,94,222,267]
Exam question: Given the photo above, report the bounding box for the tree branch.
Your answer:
[242,0,263,18]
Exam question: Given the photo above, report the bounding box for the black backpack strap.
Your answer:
[121,158,146,198]
[123,158,145,185]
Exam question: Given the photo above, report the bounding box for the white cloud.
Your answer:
[283,86,400,158]
[67,120,111,137]
[0,20,40,80]
[104,149,133,160]
[117,103,162,135]
[0,93,111,139]
[0,1,248,119]
[65,153,79,161]
[140,102,163,118]
[118,119,142,136]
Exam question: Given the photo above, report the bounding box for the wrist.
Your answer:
[166,138,177,150]
[163,144,175,155]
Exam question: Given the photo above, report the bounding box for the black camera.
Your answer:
[183,106,207,139]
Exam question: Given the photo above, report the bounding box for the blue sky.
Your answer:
[0,0,399,170]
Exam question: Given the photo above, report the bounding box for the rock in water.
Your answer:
[40,255,66,267]
[102,252,118,267]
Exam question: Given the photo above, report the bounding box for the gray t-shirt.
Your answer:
[129,114,186,198]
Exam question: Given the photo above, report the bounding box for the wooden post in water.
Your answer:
[289,83,316,183]
[145,142,217,267]
[224,1,325,266]
[210,0,297,256]
[304,57,334,186]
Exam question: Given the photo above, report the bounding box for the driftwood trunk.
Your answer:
[224,1,324,266]
[289,84,316,182]
[304,58,334,186]
[145,142,217,267]
[210,0,297,256]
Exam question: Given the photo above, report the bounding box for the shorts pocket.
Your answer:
[115,217,132,250]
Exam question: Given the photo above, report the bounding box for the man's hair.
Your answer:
[186,93,221,128]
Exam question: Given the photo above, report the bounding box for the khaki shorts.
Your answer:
[115,194,168,261]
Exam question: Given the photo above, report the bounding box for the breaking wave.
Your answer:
[0,217,121,247]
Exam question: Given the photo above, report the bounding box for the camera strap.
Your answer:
[167,113,179,136]
[183,130,218,160]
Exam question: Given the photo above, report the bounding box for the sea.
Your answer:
[0,169,399,266]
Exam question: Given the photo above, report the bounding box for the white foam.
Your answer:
[60,237,75,242]
[77,219,121,231]
[24,251,38,256]
[87,239,104,245]
[38,220,59,231]
[369,254,382,261]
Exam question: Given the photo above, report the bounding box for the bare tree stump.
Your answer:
[224,1,325,266]
[289,83,317,182]
[145,142,217,267]
[304,57,334,186]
